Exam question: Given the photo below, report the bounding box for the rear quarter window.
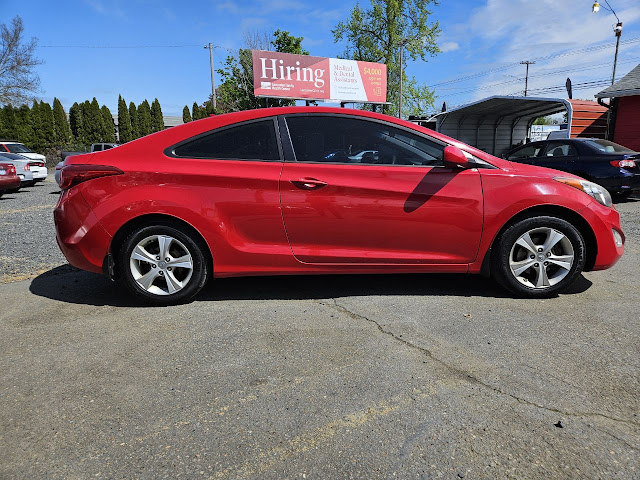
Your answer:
[171,119,280,160]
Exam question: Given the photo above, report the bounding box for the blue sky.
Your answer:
[5,0,640,116]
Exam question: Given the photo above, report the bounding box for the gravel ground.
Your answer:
[0,178,639,479]
[0,173,65,283]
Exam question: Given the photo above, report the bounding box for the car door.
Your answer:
[534,142,578,173]
[278,114,484,265]
[165,117,289,269]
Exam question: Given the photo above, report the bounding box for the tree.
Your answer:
[182,105,192,123]
[150,98,164,132]
[0,16,41,105]
[14,104,34,147]
[38,101,55,150]
[137,100,152,136]
[100,105,116,142]
[81,98,103,144]
[216,29,309,113]
[271,29,308,55]
[53,98,72,147]
[128,102,139,139]
[333,0,440,116]
[69,102,83,143]
[117,95,132,143]
[533,116,552,125]
[0,105,17,139]
[191,102,202,121]
[30,100,44,151]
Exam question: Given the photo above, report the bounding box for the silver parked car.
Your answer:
[0,152,35,189]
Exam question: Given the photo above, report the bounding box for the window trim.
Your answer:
[282,113,453,168]
[164,116,284,162]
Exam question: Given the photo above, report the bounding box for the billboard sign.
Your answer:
[252,50,387,103]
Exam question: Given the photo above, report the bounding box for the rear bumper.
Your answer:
[54,188,111,274]
[580,201,624,271]
[0,176,20,191]
[31,167,48,180]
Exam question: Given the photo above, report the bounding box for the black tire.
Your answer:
[116,224,209,305]
[491,216,586,298]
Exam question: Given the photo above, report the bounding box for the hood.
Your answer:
[506,160,583,181]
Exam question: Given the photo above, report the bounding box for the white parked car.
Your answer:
[0,141,48,181]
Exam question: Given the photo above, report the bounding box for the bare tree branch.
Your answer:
[0,15,42,105]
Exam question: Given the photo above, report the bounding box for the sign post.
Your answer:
[251,50,387,104]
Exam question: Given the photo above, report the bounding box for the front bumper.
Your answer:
[597,172,640,194]
[579,201,624,271]
[54,188,111,274]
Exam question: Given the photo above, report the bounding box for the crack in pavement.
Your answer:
[317,298,640,439]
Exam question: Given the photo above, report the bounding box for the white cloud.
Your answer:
[437,0,640,105]
[440,41,460,53]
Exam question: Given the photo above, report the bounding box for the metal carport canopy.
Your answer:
[433,96,571,157]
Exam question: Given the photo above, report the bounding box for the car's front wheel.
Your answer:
[492,216,586,297]
[117,224,209,305]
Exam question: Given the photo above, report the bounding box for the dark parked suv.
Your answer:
[505,139,639,199]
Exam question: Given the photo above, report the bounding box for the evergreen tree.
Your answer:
[182,105,192,123]
[38,101,55,150]
[191,102,201,120]
[14,104,34,148]
[69,102,83,143]
[82,98,103,144]
[52,98,72,147]
[137,99,152,136]
[30,100,45,151]
[117,95,132,143]
[128,102,139,139]
[1,105,17,139]
[150,98,164,132]
[100,105,116,142]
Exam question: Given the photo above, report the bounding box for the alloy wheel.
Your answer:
[129,234,194,296]
[508,227,575,289]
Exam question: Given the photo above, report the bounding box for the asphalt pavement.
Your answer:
[0,176,638,479]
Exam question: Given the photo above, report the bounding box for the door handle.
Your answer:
[290,178,328,190]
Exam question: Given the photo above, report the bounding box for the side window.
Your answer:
[285,116,444,167]
[173,119,280,160]
[545,143,577,157]
[93,145,103,152]
[507,144,541,160]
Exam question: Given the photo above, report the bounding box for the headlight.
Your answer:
[554,177,612,207]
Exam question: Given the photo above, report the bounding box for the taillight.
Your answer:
[8,165,16,175]
[24,164,30,171]
[59,164,124,190]
[610,159,636,168]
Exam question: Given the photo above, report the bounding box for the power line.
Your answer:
[38,44,203,48]
[426,36,640,88]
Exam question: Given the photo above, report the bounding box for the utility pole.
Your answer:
[398,45,404,118]
[204,43,216,110]
[520,61,535,97]
[612,22,623,84]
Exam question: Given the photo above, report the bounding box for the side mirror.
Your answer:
[443,145,471,169]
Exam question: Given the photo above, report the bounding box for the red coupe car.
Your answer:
[54,107,624,304]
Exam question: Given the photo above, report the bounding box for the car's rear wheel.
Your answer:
[492,216,586,297]
[117,224,209,305]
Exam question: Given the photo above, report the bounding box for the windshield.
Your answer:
[5,143,33,153]
[583,139,635,154]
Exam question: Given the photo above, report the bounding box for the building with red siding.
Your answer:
[595,64,640,151]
